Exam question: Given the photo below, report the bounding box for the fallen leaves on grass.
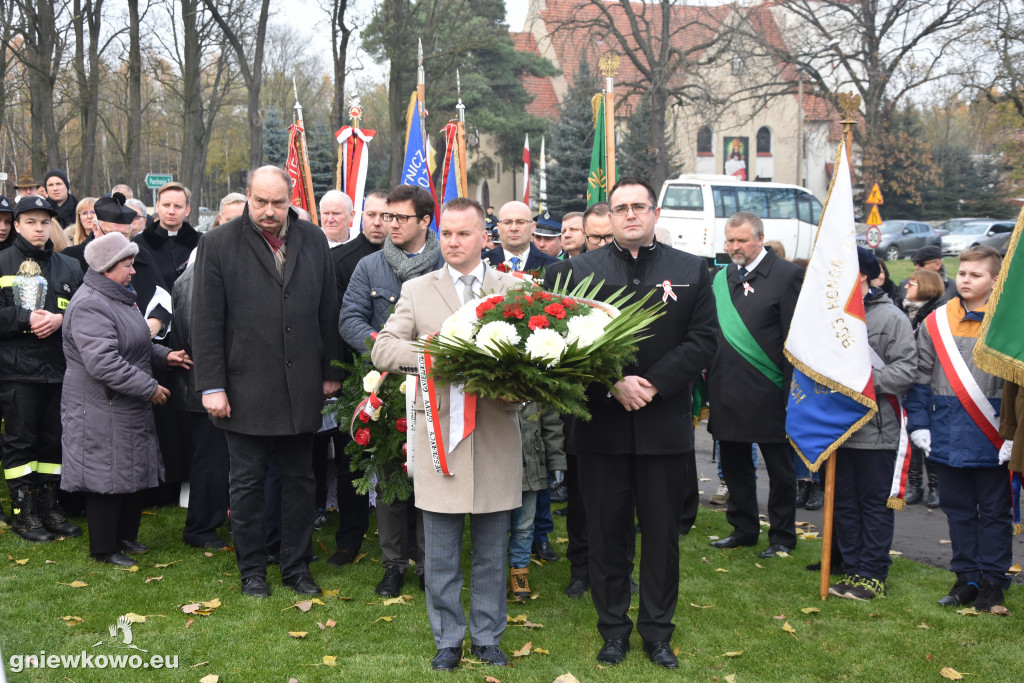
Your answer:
[507,613,544,628]
[322,589,339,597]
[485,677,502,683]
[59,580,88,588]
[773,614,786,620]
[555,537,568,544]
[353,553,367,564]
[288,631,308,638]
[955,607,979,617]
[1009,563,1021,575]
[122,613,147,623]
[203,552,214,557]
[372,616,395,624]
[781,621,797,637]
[690,603,711,609]
[116,565,140,572]
[13,558,29,565]
[60,616,83,626]
[725,675,738,683]
[718,650,743,658]
[513,642,532,657]
[800,607,820,614]
[323,655,337,666]
[989,605,1011,616]
[716,568,729,573]
[917,623,931,629]
[145,575,162,583]
[199,675,219,683]
[184,618,194,628]
[182,598,221,616]
[940,667,965,680]
[326,619,337,628]
[283,598,326,612]
[153,561,180,568]
[888,550,903,556]
[45,559,56,564]
[382,595,413,606]
[553,675,580,683]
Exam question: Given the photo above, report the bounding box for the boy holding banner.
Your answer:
[905,246,1011,612]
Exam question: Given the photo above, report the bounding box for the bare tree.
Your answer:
[322,0,352,133]
[203,0,271,171]
[125,0,145,193]
[546,0,734,190]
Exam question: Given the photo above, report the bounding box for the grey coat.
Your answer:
[339,249,445,353]
[844,290,917,450]
[518,402,566,491]
[60,270,170,494]
[191,206,344,435]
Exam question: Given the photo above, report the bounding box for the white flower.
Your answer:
[525,328,567,367]
[362,370,382,393]
[475,321,522,356]
[399,377,411,394]
[566,310,611,348]
[439,314,478,344]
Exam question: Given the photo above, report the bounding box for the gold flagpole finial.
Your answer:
[598,53,620,78]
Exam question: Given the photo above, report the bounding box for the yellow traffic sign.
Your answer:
[866,205,882,226]
[866,183,884,205]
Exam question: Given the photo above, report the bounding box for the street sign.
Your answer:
[145,173,173,189]
[866,205,882,227]
[0,173,8,181]
[866,225,882,248]
[866,183,884,205]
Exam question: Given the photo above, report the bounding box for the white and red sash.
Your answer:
[868,349,911,509]
[418,339,477,476]
[335,125,376,237]
[925,307,1004,451]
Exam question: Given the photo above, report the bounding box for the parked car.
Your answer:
[933,217,991,237]
[856,220,941,261]
[941,219,1015,256]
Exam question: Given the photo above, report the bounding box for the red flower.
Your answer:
[544,303,566,319]
[528,315,550,330]
[402,443,408,455]
[561,298,578,310]
[536,290,553,301]
[396,417,408,433]
[354,428,371,446]
[476,300,497,318]
[401,461,408,473]
[503,304,525,320]
[524,294,534,304]
[495,263,511,273]
[357,410,370,423]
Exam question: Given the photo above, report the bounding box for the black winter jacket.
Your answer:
[132,220,200,288]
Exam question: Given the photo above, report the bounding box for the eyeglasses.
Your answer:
[382,212,417,224]
[610,203,654,217]
[586,233,614,245]
[79,210,96,217]
[497,219,532,228]
[906,281,918,286]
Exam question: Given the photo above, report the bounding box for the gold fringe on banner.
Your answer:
[886,497,905,511]
[974,204,1024,385]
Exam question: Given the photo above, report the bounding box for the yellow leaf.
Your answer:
[192,661,209,667]
[45,559,56,564]
[940,667,964,680]
[485,677,502,683]
[782,621,797,636]
[533,647,550,654]
[325,619,337,628]
[508,614,527,624]
[940,539,951,544]
[530,558,544,567]
[555,537,568,544]
[720,650,744,657]
[311,598,326,606]
[322,588,340,597]
[145,575,163,583]
[382,595,411,605]
[353,552,367,564]
[122,613,146,623]
[288,631,308,638]
[774,551,790,558]
[1008,563,1021,575]
[513,641,532,657]
[153,561,180,568]
[800,607,820,614]
[955,607,979,616]
[716,568,729,573]
[60,580,88,588]
[60,616,83,625]
[373,616,394,623]
[690,603,711,609]
[725,675,738,683]
[800,532,820,539]
[14,558,29,565]
[755,563,765,568]
[322,655,337,666]
[888,550,903,556]
[141,510,155,515]
[199,675,219,683]
[116,565,140,572]
[553,675,581,683]
[201,598,221,609]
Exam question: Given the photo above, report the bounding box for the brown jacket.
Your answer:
[371,266,523,514]
[999,381,1024,474]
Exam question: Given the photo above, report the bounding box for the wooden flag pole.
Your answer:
[293,79,318,224]
[455,70,468,197]
[820,94,862,599]
[599,53,619,187]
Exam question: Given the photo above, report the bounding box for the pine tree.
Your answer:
[262,108,289,168]
[617,93,681,187]
[545,60,598,214]
[308,120,337,202]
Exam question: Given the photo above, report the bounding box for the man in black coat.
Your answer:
[331,189,388,303]
[191,166,344,599]
[708,212,803,558]
[543,178,718,670]
[482,201,558,272]
[132,182,200,289]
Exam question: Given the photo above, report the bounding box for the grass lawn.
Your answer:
[0,487,1019,682]
[884,257,959,284]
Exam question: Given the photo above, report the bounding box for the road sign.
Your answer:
[0,173,7,181]
[866,205,882,227]
[866,225,882,248]
[866,183,884,205]
[144,173,173,190]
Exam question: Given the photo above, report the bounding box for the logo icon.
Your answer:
[35,197,44,207]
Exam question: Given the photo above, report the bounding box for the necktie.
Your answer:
[738,266,748,279]
[459,275,477,304]
[510,256,522,271]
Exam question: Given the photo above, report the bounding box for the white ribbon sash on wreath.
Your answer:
[405,374,417,477]
[418,344,477,476]
[868,348,911,510]
[926,307,1004,450]
[335,125,375,237]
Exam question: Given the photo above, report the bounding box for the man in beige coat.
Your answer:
[372,197,523,671]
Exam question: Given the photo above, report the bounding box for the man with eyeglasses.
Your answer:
[543,177,717,670]
[483,201,557,272]
[339,184,444,595]
[583,202,614,250]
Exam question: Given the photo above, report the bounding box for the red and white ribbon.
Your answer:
[926,307,1004,450]
[742,281,755,297]
[418,338,477,476]
[335,125,376,237]
[661,280,677,302]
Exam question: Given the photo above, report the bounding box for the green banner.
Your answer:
[975,207,1024,384]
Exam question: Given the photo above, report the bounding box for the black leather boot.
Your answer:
[904,448,924,505]
[39,483,83,538]
[795,480,810,507]
[804,482,824,510]
[12,488,55,543]
[926,469,940,508]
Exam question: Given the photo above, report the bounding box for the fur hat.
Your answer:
[85,232,139,273]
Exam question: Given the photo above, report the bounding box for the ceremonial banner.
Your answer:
[784,140,877,471]
[522,134,531,205]
[587,95,609,206]
[440,121,464,203]
[336,125,376,236]
[401,91,439,233]
[286,123,311,214]
[974,205,1024,384]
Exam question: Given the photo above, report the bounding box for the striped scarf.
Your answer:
[256,217,289,274]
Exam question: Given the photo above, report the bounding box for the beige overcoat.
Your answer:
[371,266,523,514]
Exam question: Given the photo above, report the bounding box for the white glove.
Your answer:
[551,470,565,486]
[910,429,931,455]
[999,440,1013,465]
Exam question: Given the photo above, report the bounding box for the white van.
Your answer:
[656,174,823,264]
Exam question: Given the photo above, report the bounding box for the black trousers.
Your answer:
[834,447,895,580]
[578,450,689,643]
[564,451,589,581]
[720,440,797,549]
[182,412,230,546]
[86,491,144,555]
[0,382,62,494]
[314,432,370,554]
[224,431,315,580]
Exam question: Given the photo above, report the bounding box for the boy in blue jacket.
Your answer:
[905,245,1011,612]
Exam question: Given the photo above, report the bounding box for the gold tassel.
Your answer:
[1014,522,1022,536]
[887,496,905,511]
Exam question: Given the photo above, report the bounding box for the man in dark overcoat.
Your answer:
[708,211,803,558]
[191,166,344,599]
[543,177,718,670]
